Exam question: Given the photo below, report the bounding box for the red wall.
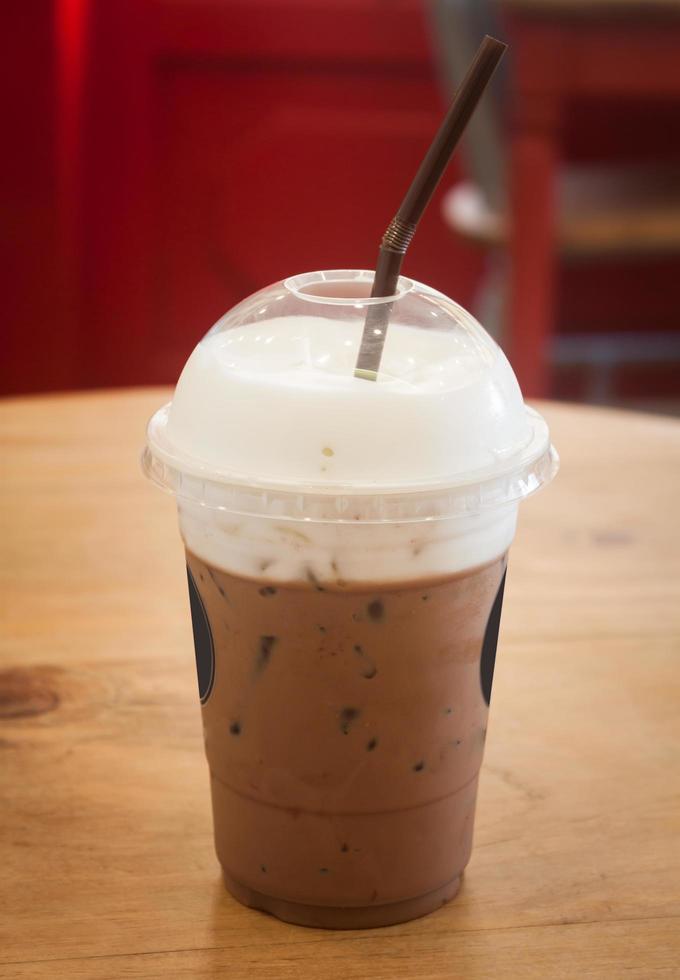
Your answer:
[4,1,680,398]
[2,3,63,392]
[3,0,482,394]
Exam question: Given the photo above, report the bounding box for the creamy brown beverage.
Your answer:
[186,550,507,927]
[144,270,557,928]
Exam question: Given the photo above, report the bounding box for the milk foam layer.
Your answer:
[167,315,529,488]
[178,504,517,583]
[146,275,556,581]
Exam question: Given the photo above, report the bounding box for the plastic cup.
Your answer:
[143,269,557,928]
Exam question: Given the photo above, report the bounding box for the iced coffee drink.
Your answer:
[144,269,557,928]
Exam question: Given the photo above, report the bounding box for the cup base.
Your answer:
[222,870,462,929]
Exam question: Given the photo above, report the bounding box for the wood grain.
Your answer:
[1,390,679,978]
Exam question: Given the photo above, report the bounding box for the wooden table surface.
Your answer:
[1,389,679,979]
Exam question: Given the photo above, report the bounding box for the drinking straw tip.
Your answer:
[354,35,507,379]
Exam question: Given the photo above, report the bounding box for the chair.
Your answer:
[428,0,680,400]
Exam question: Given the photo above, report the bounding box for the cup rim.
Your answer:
[283,269,415,307]
[143,403,559,523]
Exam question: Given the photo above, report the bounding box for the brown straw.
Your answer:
[354,35,507,380]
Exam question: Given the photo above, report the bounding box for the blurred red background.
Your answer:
[4,0,484,395]
[3,0,680,403]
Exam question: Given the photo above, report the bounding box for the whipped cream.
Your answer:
[166,314,529,490]
[145,274,556,582]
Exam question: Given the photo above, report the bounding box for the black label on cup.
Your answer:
[186,566,215,704]
[480,568,507,706]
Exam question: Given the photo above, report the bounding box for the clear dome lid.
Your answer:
[143,270,558,522]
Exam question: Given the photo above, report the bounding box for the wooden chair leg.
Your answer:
[508,102,559,398]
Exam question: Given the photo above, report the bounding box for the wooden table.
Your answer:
[500,0,680,397]
[1,390,679,979]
